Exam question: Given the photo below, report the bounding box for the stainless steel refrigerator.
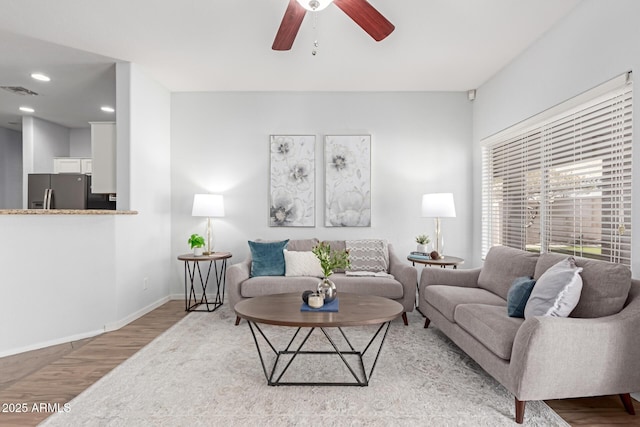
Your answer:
[28,173,89,209]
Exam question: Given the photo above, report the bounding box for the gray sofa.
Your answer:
[227,238,417,325]
[419,245,640,424]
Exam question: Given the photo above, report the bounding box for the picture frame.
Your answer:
[324,135,371,227]
[269,135,316,227]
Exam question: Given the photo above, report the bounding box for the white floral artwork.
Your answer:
[269,135,315,227]
[325,135,371,227]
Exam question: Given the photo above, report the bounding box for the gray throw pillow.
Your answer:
[524,257,583,318]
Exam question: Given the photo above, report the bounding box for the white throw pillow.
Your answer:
[284,250,324,277]
[524,257,583,318]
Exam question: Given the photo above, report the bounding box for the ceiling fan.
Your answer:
[272,0,395,51]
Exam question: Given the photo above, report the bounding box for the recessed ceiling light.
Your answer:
[101,106,115,113]
[19,106,35,113]
[31,73,51,82]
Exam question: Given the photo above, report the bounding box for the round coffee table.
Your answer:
[235,292,403,386]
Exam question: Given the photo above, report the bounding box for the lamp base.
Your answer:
[203,251,215,256]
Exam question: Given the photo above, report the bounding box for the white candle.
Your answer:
[308,293,324,308]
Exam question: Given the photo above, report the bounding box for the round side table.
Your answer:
[178,252,232,312]
[407,255,464,269]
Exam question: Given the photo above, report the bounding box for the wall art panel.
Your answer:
[269,135,315,227]
[324,135,371,227]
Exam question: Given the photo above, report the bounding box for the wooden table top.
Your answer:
[234,292,403,328]
[407,255,464,267]
[177,252,232,261]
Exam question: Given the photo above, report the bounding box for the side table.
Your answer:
[407,255,464,269]
[177,252,232,312]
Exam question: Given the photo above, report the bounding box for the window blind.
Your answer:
[481,73,633,265]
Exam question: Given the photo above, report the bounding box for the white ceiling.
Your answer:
[0,0,581,131]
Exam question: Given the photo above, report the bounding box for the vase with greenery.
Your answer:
[415,234,431,253]
[312,242,351,302]
[188,233,205,256]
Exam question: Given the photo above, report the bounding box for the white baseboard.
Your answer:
[632,392,640,402]
[0,328,105,359]
[0,296,172,359]
[104,296,171,332]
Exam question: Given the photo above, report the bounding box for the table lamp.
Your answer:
[421,193,456,259]
[192,194,225,255]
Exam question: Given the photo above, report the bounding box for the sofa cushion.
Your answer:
[507,276,536,318]
[455,304,524,360]
[534,252,631,318]
[478,246,539,300]
[241,276,319,297]
[240,275,403,300]
[248,239,289,277]
[287,238,320,252]
[423,285,506,322]
[525,257,583,318]
[331,274,403,299]
[346,239,389,272]
[283,250,323,277]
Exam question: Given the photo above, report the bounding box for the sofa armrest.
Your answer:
[419,267,481,292]
[388,244,417,312]
[418,268,482,314]
[509,285,640,401]
[226,258,251,310]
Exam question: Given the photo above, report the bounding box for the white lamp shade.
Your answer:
[296,0,333,11]
[192,194,225,217]
[422,193,456,218]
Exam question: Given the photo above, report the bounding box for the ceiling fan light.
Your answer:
[296,0,333,11]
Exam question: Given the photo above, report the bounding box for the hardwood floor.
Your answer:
[0,301,187,426]
[0,300,637,426]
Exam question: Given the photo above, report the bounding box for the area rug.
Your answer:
[42,306,568,426]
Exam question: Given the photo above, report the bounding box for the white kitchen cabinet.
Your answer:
[81,158,92,174]
[53,158,82,173]
[90,122,116,194]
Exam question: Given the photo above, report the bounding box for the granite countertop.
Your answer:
[0,209,138,215]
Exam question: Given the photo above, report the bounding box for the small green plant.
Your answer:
[312,241,351,278]
[188,233,205,249]
[415,234,431,245]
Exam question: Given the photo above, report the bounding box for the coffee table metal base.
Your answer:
[247,321,391,386]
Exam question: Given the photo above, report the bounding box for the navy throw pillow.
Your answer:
[507,276,536,318]
[248,240,289,277]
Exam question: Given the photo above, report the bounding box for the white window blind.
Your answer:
[481,73,633,265]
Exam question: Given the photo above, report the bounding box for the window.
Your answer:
[482,73,633,265]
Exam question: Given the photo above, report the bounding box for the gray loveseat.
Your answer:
[227,238,417,325]
[419,245,640,424]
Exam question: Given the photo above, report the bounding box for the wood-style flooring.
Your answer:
[0,300,638,426]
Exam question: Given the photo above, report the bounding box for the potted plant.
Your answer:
[415,234,431,253]
[312,242,351,302]
[188,233,205,256]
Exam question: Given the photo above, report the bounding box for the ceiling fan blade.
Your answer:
[272,0,307,51]
[333,0,395,42]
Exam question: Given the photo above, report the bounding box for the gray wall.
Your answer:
[472,0,640,276]
[70,128,91,157]
[170,91,474,295]
[0,126,22,208]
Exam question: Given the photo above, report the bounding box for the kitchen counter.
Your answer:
[0,209,138,215]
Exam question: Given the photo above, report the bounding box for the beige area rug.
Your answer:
[42,305,568,426]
